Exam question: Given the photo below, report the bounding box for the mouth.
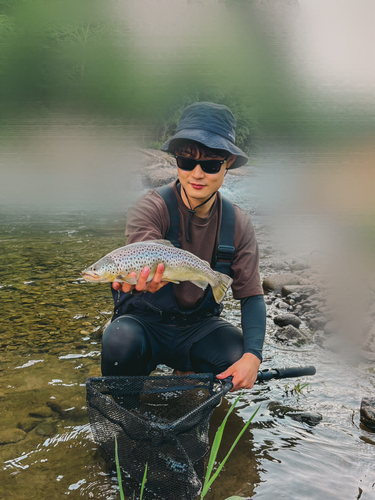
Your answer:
[190,183,206,189]
[81,271,99,281]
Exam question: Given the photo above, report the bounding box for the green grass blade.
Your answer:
[139,462,148,500]
[202,392,243,494]
[201,405,261,498]
[114,436,125,500]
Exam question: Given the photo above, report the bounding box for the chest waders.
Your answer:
[111,184,236,325]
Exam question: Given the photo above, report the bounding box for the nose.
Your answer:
[191,163,205,178]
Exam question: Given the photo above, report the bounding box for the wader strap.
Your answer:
[155,185,180,248]
[156,185,235,275]
[215,196,235,276]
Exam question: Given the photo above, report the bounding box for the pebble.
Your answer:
[0,428,27,444]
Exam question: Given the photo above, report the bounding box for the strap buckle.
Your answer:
[217,244,235,264]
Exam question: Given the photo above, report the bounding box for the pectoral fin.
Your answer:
[163,278,180,284]
[190,279,209,290]
[121,275,138,285]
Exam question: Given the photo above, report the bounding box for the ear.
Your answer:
[226,154,236,169]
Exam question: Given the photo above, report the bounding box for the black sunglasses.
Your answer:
[174,155,227,174]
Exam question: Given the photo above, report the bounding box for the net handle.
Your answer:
[220,365,316,386]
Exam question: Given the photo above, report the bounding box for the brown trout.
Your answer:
[81,239,233,303]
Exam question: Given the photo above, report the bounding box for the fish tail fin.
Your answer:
[212,272,233,303]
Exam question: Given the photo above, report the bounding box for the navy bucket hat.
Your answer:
[160,102,248,169]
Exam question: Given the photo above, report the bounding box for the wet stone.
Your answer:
[268,402,322,426]
[360,397,375,430]
[275,325,308,343]
[263,274,309,294]
[274,313,301,329]
[0,428,27,444]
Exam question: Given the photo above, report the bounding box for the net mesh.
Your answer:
[86,374,232,500]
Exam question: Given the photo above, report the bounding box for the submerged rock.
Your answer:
[35,422,57,437]
[360,397,375,430]
[29,406,55,419]
[274,313,301,329]
[0,428,27,444]
[268,402,322,426]
[17,418,40,433]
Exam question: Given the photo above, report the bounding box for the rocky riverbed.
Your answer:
[1,152,375,499]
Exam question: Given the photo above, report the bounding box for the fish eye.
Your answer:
[92,267,97,271]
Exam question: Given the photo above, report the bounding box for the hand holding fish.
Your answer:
[81,240,233,303]
[112,263,168,294]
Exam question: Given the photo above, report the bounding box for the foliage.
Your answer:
[114,396,260,500]
[201,395,260,498]
[284,381,309,398]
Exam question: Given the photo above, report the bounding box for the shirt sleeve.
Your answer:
[240,295,266,361]
[125,190,170,243]
[231,207,264,299]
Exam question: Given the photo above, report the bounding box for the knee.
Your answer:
[102,317,148,357]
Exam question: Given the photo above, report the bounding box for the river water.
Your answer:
[1,145,375,499]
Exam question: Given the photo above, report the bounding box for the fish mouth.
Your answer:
[81,271,100,281]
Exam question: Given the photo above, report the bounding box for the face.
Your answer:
[176,144,236,204]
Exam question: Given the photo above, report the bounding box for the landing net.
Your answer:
[86,374,232,500]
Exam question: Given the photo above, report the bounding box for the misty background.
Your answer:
[0,0,373,214]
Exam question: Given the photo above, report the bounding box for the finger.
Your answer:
[153,263,165,283]
[148,263,165,292]
[135,266,150,291]
[216,368,232,379]
[121,283,133,293]
[112,282,121,290]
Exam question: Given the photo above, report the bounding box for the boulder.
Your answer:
[0,428,26,444]
[263,274,309,294]
[360,397,375,429]
[274,313,301,329]
[275,325,308,343]
[143,166,177,188]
